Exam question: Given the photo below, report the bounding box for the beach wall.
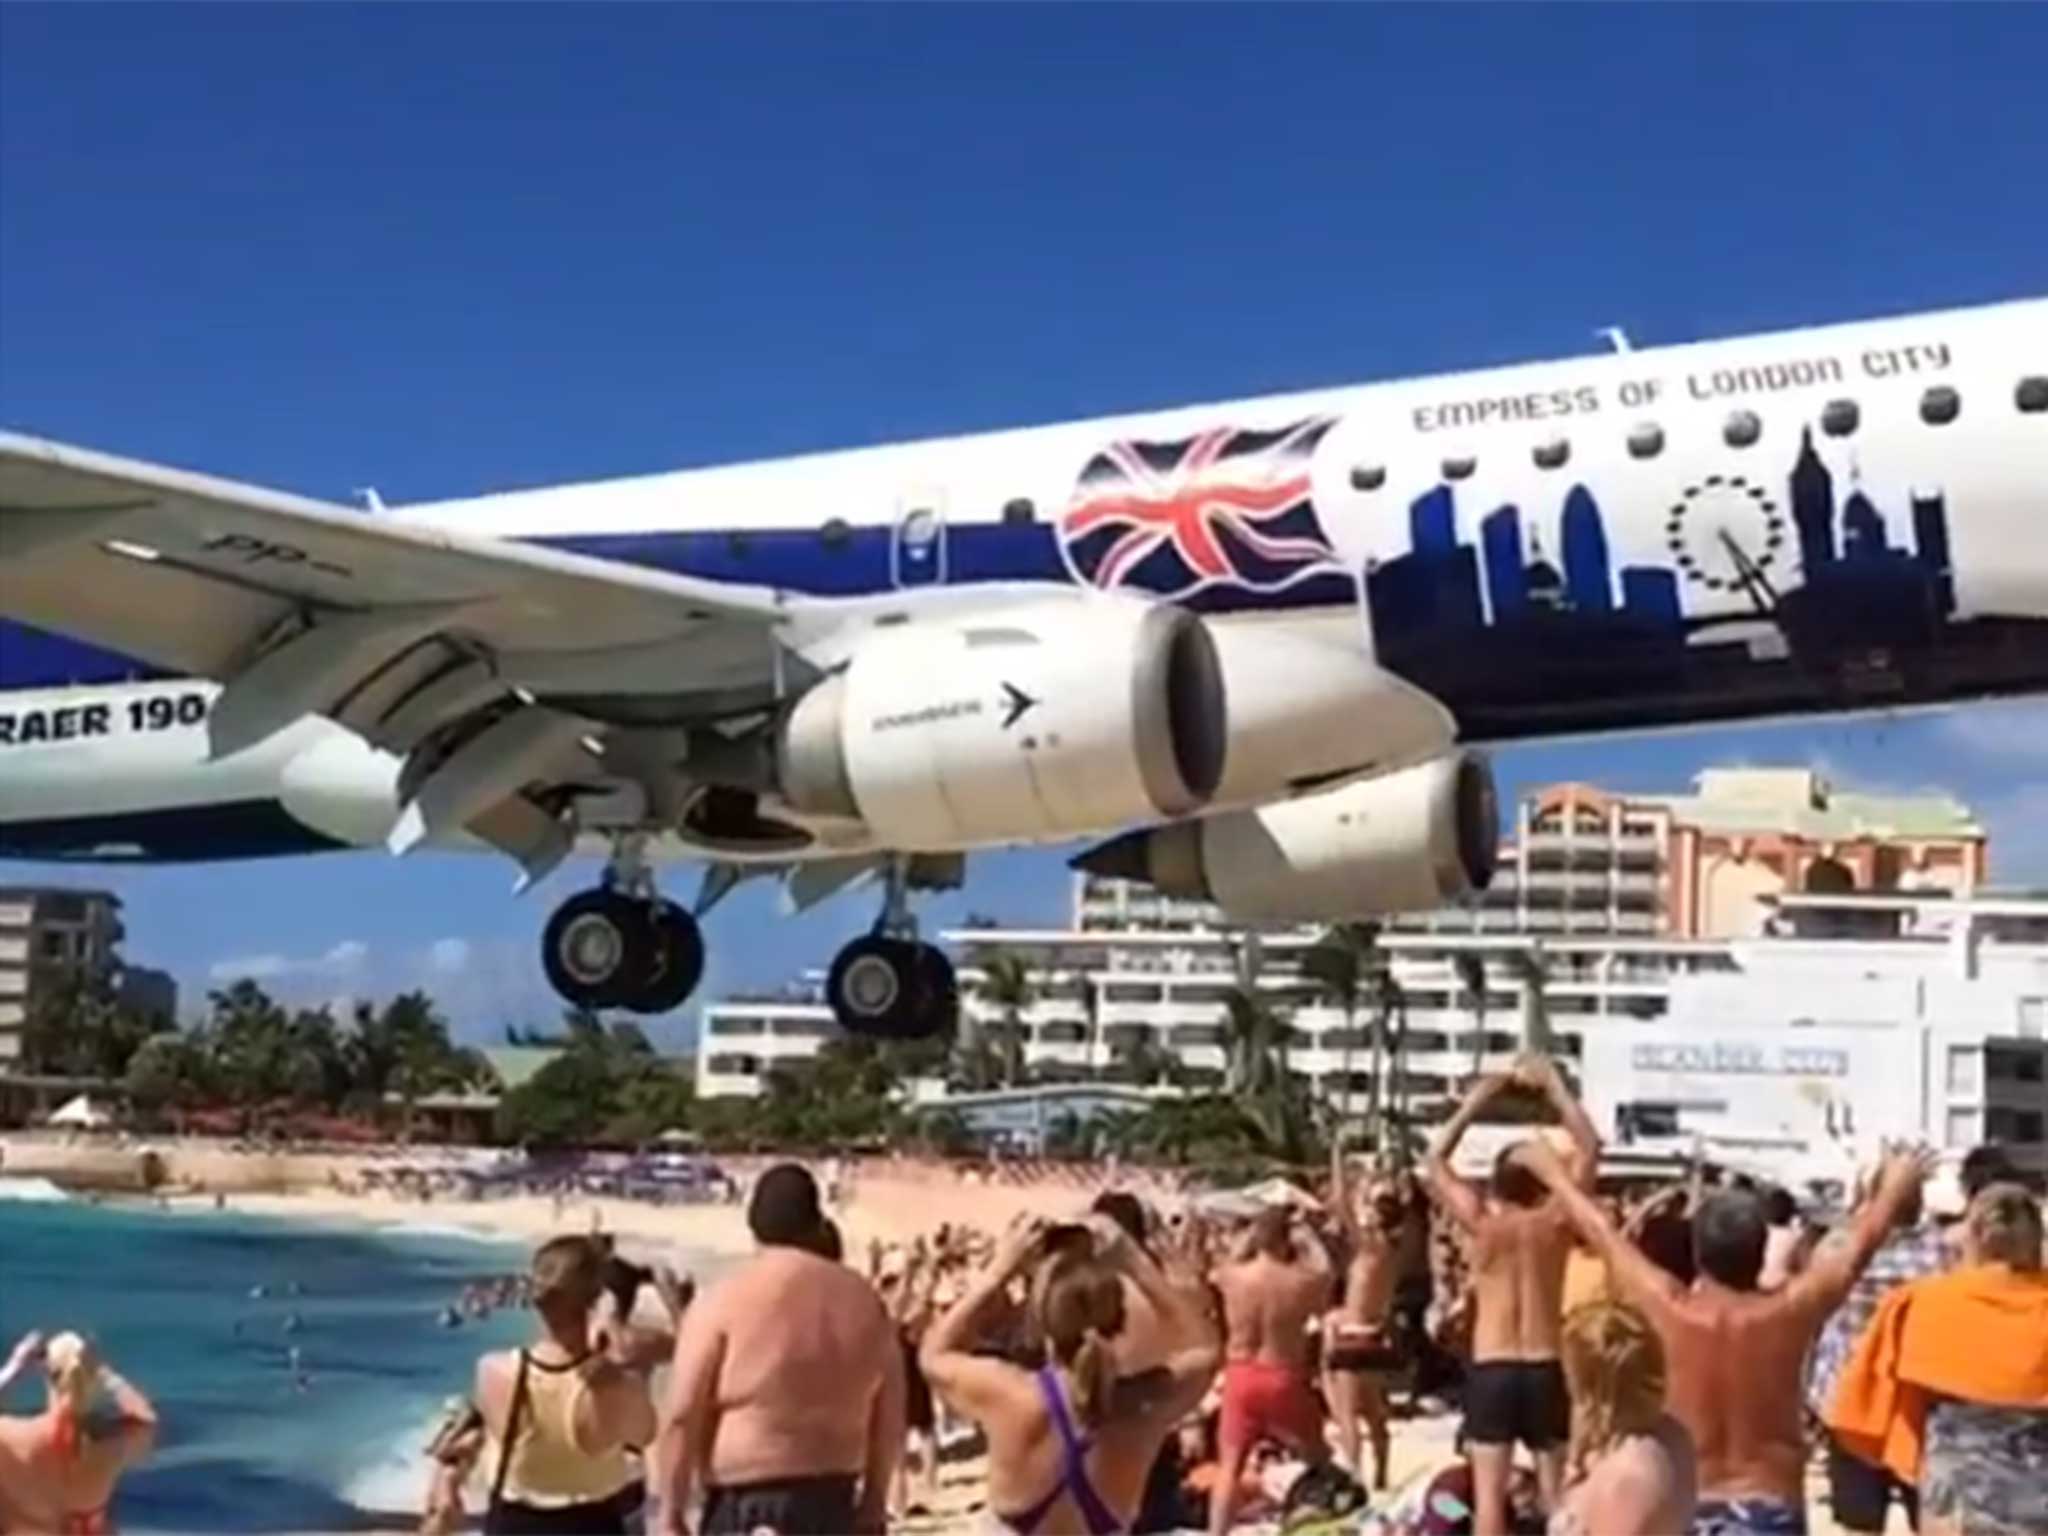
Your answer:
[0,1132,364,1194]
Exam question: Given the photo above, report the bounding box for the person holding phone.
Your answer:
[921,1213,1219,1536]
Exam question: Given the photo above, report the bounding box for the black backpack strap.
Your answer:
[486,1349,533,1524]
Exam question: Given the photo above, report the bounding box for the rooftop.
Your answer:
[1634,767,1984,841]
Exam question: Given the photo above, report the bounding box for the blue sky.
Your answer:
[3,5,2045,1047]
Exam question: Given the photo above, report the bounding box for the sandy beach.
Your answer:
[1,1131,1177,1276]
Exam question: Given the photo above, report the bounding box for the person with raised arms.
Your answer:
[1424,1053,1602,1536]
[1511,1136,1932,1536]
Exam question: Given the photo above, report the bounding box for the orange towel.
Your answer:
[1826,1262,2048,1485]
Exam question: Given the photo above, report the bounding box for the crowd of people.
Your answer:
[3,1051,2044,1536]
[391,1052,2044,1536]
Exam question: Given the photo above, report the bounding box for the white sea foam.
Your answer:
[381,1220,522,1247]
[340,1403,444,1519]
[0,1176,70,1203]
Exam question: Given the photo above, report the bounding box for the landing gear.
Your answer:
[539,841,705,1015]
[825,859,958,1041]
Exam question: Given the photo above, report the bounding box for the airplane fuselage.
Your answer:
[4,297,2047,863]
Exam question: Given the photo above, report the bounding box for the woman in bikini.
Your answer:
[921,1213,1219,1535]
[1322,1151,1403,1492]
[0,1331,158,1535]
[1549,1300,1697,1536]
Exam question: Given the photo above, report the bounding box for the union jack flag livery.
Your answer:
[1057,416,1342,600]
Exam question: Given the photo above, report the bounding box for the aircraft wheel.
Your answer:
[828,937,957,1041]
[909,942,959,1037]
[541,890,652,1011]
[632,900,706,1015]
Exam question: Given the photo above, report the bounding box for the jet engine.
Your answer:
[776,593,1227,847]
[1073,751,1497,919]
[1201,619,1457,807]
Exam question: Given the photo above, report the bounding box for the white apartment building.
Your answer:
[0,887,128,1065]
[697,876,2047,1181]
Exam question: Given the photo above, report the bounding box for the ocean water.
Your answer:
[0,1182,529,1533]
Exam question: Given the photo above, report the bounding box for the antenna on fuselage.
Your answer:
[354,487,387,514]
[1596,326,1633,355]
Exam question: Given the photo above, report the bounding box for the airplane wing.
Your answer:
[0,430,799,878]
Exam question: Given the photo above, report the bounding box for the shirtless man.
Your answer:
[655,1163,906,1536]
[1424,1055,1600,1536]
[1207,1205,1335,1536]
[1322,1146,1401,1490]
[1512,1138,1933,1536]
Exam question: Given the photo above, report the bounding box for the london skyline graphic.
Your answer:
[1363,425,1956,645]
[1358,421,2048,741]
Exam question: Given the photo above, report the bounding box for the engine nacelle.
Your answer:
[1074,751,1497,919]
[777,594,1227,848]
[1204,618,1457,807]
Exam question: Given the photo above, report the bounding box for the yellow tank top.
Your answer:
[492,1350,635,1507]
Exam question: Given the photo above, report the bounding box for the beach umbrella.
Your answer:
[47,1095,112,1129]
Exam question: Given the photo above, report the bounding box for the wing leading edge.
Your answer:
[0,430,798,878]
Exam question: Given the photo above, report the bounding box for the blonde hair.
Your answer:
[1561,1300,1666,1484]
[1033,1248,1126,1429]
[1965,1183,2044,1271]
[42,1333,99,1459]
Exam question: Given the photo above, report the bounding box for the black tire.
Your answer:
[827,935,917,1038]
[828,937,959,1041]
[541,890,652,1010]
[631,901,706,1015]
[906,942,960,1041]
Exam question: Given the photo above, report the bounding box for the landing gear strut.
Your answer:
[825,859,957,1041]
[539,839,705,1015]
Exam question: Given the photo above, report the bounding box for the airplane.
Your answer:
[3,298,2045,1041]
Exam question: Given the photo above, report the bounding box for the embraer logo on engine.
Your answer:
[1000,683,1039,730]
[873,699,983,732]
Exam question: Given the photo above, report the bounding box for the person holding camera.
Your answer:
[920,1212,1218,1536]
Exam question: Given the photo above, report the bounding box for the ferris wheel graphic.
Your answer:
[1663,473,1788,603]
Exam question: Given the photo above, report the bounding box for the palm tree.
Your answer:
[1454,951,1490,1086]
[1080,972,1103,1082]
[1110,1029,1179,1089]
[1301,922,1379,1138]
[972,948,1034,1089]
[1372,970,1408,1163]
[1220,983,1317,1161]
[1507,944,1551,1054]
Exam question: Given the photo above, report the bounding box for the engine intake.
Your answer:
[777,595,1225,848]
[1074,751,1497,919]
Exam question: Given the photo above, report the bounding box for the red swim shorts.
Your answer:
[1219,1357,1323,1452]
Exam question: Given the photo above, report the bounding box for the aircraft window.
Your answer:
[1723,410,1763,448]
[1350,464,1386,491]
[2018,376,2048,413]
[1921,385,1961,425]
[1626,423,1664,459]
[1532,437,1570,470]
[820,517,851,548]
[1002,497,1037,525]
[1820,399,1860,438]
[1441,454,1476,480]
[726,530,752,555]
